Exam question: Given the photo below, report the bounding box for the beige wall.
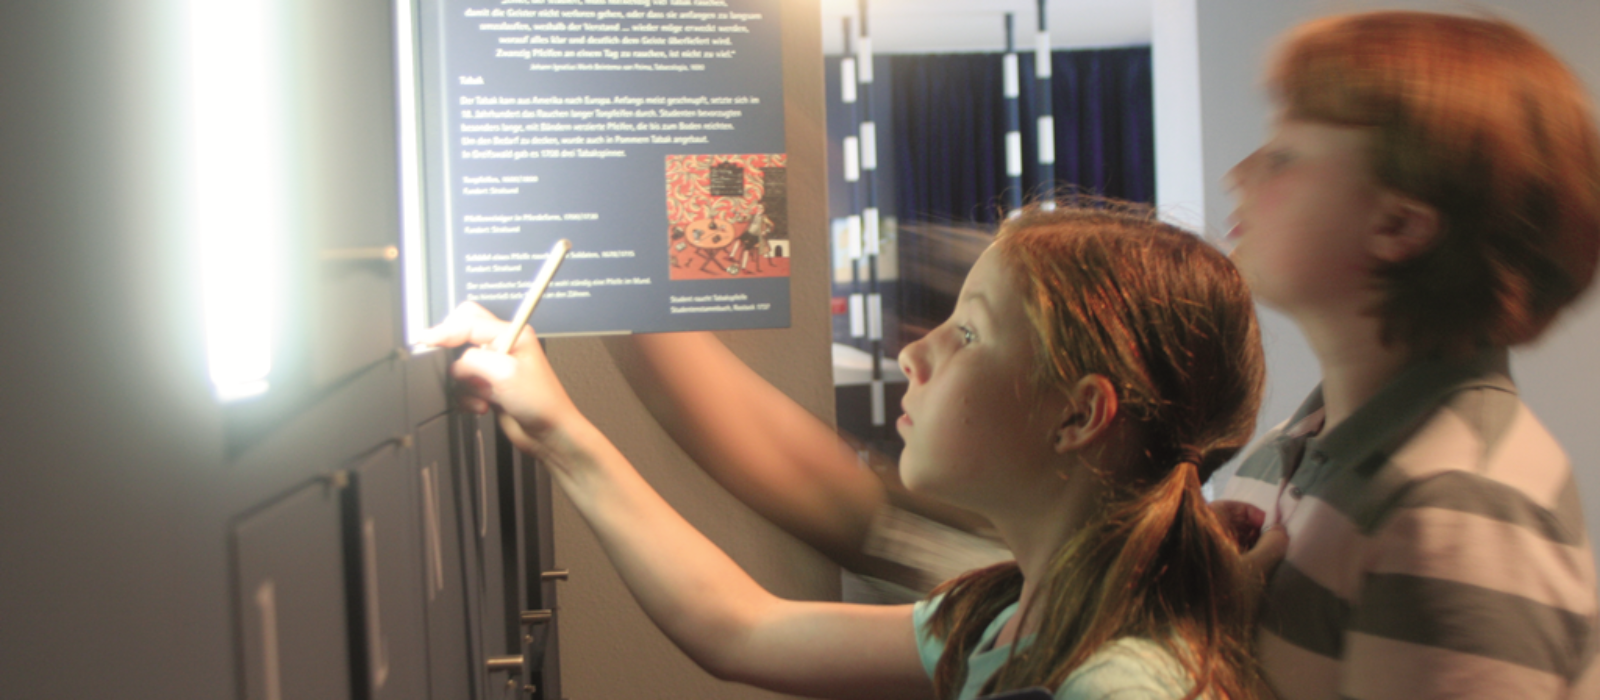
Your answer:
[542,1,840,698]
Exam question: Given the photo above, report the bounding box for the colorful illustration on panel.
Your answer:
[665,154,791,281]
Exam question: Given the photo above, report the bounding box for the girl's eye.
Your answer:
[958,325,976,344]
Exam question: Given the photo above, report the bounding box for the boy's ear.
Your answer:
[1367,191,1440,264]
[1053,375,1119,454]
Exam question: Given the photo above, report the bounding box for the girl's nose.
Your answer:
[898,337,927,385]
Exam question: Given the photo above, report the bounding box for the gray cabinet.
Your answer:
[417,413,476,700]
[234,479,354,700]
[0,0,583,696]
[233,378,556,700]
[521,449,563,700]
[466,412,532,700]
[351,444,430,700]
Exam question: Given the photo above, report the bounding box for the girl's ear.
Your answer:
[1367,190,1440,264]
[1053,375,1120,454]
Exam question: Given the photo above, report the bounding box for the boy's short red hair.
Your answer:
[1269,11,1600,357]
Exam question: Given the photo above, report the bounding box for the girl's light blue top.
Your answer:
[911,595,1195,700]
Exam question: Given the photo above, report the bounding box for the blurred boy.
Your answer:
[1220,11,1600,700]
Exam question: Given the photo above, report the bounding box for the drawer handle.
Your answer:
[320,245,398,262]
[486,655,522,673]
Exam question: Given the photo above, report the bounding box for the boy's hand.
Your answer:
[1238,522,1288,700]
[1210,499,1288,610]
[1241,524,1288,598]
[1211,499,1266,551]
[419,302,583,452]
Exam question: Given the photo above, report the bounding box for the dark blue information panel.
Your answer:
[418,0,788,335]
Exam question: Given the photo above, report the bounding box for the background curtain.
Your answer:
[890,46,1155,225]
[875,46,1154,352]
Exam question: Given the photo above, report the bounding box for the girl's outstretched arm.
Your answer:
[602,332,885,567]
[423,304,933,700]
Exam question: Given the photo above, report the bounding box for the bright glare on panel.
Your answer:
[395,0,431,346]
[188,0,285,402]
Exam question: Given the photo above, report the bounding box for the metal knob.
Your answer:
[540,570,569,582]
[521,609,553,625]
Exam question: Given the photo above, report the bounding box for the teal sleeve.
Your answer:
[911,593,947,680]
[1052,638,1191,700]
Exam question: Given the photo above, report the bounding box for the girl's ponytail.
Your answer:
[928,448,1260,700]
[1129,452,1262,699]
[1109,454,1199,592]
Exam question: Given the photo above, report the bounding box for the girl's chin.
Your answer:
[896,463,931,493]
[898,469,955,502]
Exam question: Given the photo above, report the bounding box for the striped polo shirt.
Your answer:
[1220,353,1600,700]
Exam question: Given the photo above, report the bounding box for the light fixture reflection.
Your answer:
[187,0,286,402]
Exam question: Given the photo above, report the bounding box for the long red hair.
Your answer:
[924,202,1265,699]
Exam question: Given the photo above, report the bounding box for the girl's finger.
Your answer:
[453,301,499,321]
[419,312,474,347]
[454,374,493,401]
[422,302,511,348]
[451,347,518,387]
[494,411,537,454]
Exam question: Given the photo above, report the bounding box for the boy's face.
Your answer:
[1226,118,1387,316]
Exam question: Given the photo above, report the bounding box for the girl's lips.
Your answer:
[897,412,911,429]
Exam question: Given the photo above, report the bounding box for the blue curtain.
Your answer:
[890,46,1154,225]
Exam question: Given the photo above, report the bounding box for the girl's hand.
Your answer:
[420,302,585,456]
[424,305,932,700]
